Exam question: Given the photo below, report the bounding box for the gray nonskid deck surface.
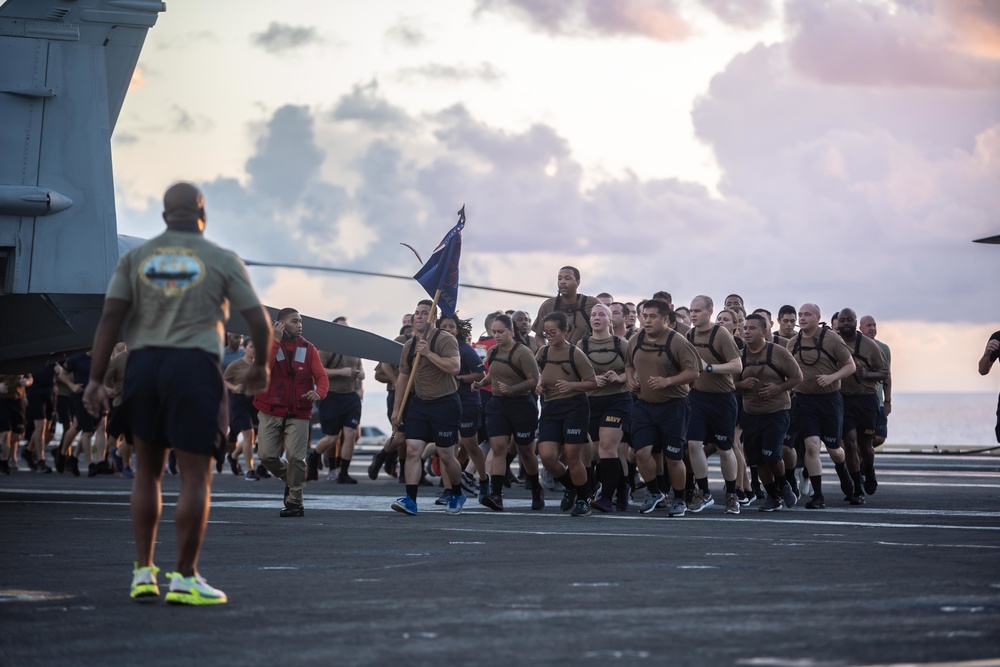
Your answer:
[1,453,999,667]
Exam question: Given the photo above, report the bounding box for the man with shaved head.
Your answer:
[685,295,744,514]
[84,182,273,605]
[512,310,538,352]
[786,303,856,509]
[860,315,892,448]
[838,309,888,504]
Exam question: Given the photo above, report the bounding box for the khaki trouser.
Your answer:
[257,412,310,506]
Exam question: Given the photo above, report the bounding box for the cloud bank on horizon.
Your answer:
[114,0,999,331]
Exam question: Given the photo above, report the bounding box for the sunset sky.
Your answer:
[109,0,1000,395]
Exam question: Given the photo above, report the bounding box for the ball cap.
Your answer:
[163,182,205,224]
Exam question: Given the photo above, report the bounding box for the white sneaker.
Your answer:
[165,572,227,606]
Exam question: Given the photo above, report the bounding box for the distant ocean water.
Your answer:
[357,391,1000,448]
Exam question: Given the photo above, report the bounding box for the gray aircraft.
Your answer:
[0,0,546,373]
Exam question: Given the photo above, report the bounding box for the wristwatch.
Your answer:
[705,364,713,373]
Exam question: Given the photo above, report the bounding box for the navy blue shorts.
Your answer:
[631,398,690,460]
[538,394,590,445]
[318,392,362,435]
[404,394,461,447]
[459,395,482,438]
[72,393,103,434]
[118,348,228,457]
[485,395,538,445]
[105,404,132,441]
[587,392,632,442]
[875,405,888,439]
[843,393,879,439]
[686,389,738,450]
[26,394,53,422]
[56,394,73,425]
[792,392,843,448]
[0,398,25,434]
[228,393,258,432]
[742,411,790,466]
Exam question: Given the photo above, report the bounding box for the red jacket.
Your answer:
[253,336,329,419]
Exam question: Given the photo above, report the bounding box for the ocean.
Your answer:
[357,391,1000,448]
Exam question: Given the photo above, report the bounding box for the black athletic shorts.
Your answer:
[792,392,843,448]
[686,389,738,450]
[587,392,632,442]
[0,398,25,434]
[842,393,879,439]
[116,348,228,457]
[875,404,888,439]
[386,390,395,422]
[485,395,538,445]
[105,404,132,441]
[72,393,103,434]
[318,392,362,435]
[631,398,690,460]
[537,394,589,445]
[228,393,258,432]
[56,393,73,425]
[25,393,54,422]
[458,394,482,439]
[742,410,790,466]
[404,394,461,447]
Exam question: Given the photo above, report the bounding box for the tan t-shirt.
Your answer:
[625,330,701,402]
[105,230,261,361]
[399,329,460,401]
[319,351,362,395]
[740,343,802,414]
[786,327,853,394]
[840,332,888,396]
[532,294,601,344]
[485,343,539,397]
[223,357,256,396]
[104,353,128,406]
[580,335,629,397]
[536,343,596,402]
[687,325,741,393]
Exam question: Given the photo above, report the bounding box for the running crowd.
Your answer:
[2,183,996,608]
[0,266,901,520]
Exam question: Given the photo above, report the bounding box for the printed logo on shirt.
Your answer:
[139,248,205,296]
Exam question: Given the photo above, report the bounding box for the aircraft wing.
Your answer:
[226,307,404,365]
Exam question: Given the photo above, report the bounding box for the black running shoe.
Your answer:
[228,452,242,476]
[863,468,878,496]
[279,504,304,518]
[54,450,65,473]
[560,489,577,512]
[67,455,80,477]
[256,464,271,479]
[482,493,504,512]
[367,451,385,480]
[805,494,826,510]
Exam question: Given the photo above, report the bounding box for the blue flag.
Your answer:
[413,206,465,318]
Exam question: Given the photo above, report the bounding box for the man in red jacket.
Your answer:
[254,308,329,517]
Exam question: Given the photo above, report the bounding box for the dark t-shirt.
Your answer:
[457,341,487,399]
[64,353,92,386]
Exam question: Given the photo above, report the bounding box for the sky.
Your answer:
[109,0,1000,396]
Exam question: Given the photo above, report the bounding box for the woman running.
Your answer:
[580,304,632,513]
[472,314,542,511]
[535,312,597,516]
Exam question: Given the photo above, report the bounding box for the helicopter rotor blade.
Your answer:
[242,260,552,300]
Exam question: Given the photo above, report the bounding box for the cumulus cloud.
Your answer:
[245,104,324,203]
[331,80,414,129]
[395,62,504,83]
[251,22,323,54]
[700,0,774,29]
[385,16,426,47]
[475,0,692,42]
[786,0,1000,88]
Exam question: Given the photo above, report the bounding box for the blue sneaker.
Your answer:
[446,493,467,515]
[434,490,451,506]
[391,496,419,515]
